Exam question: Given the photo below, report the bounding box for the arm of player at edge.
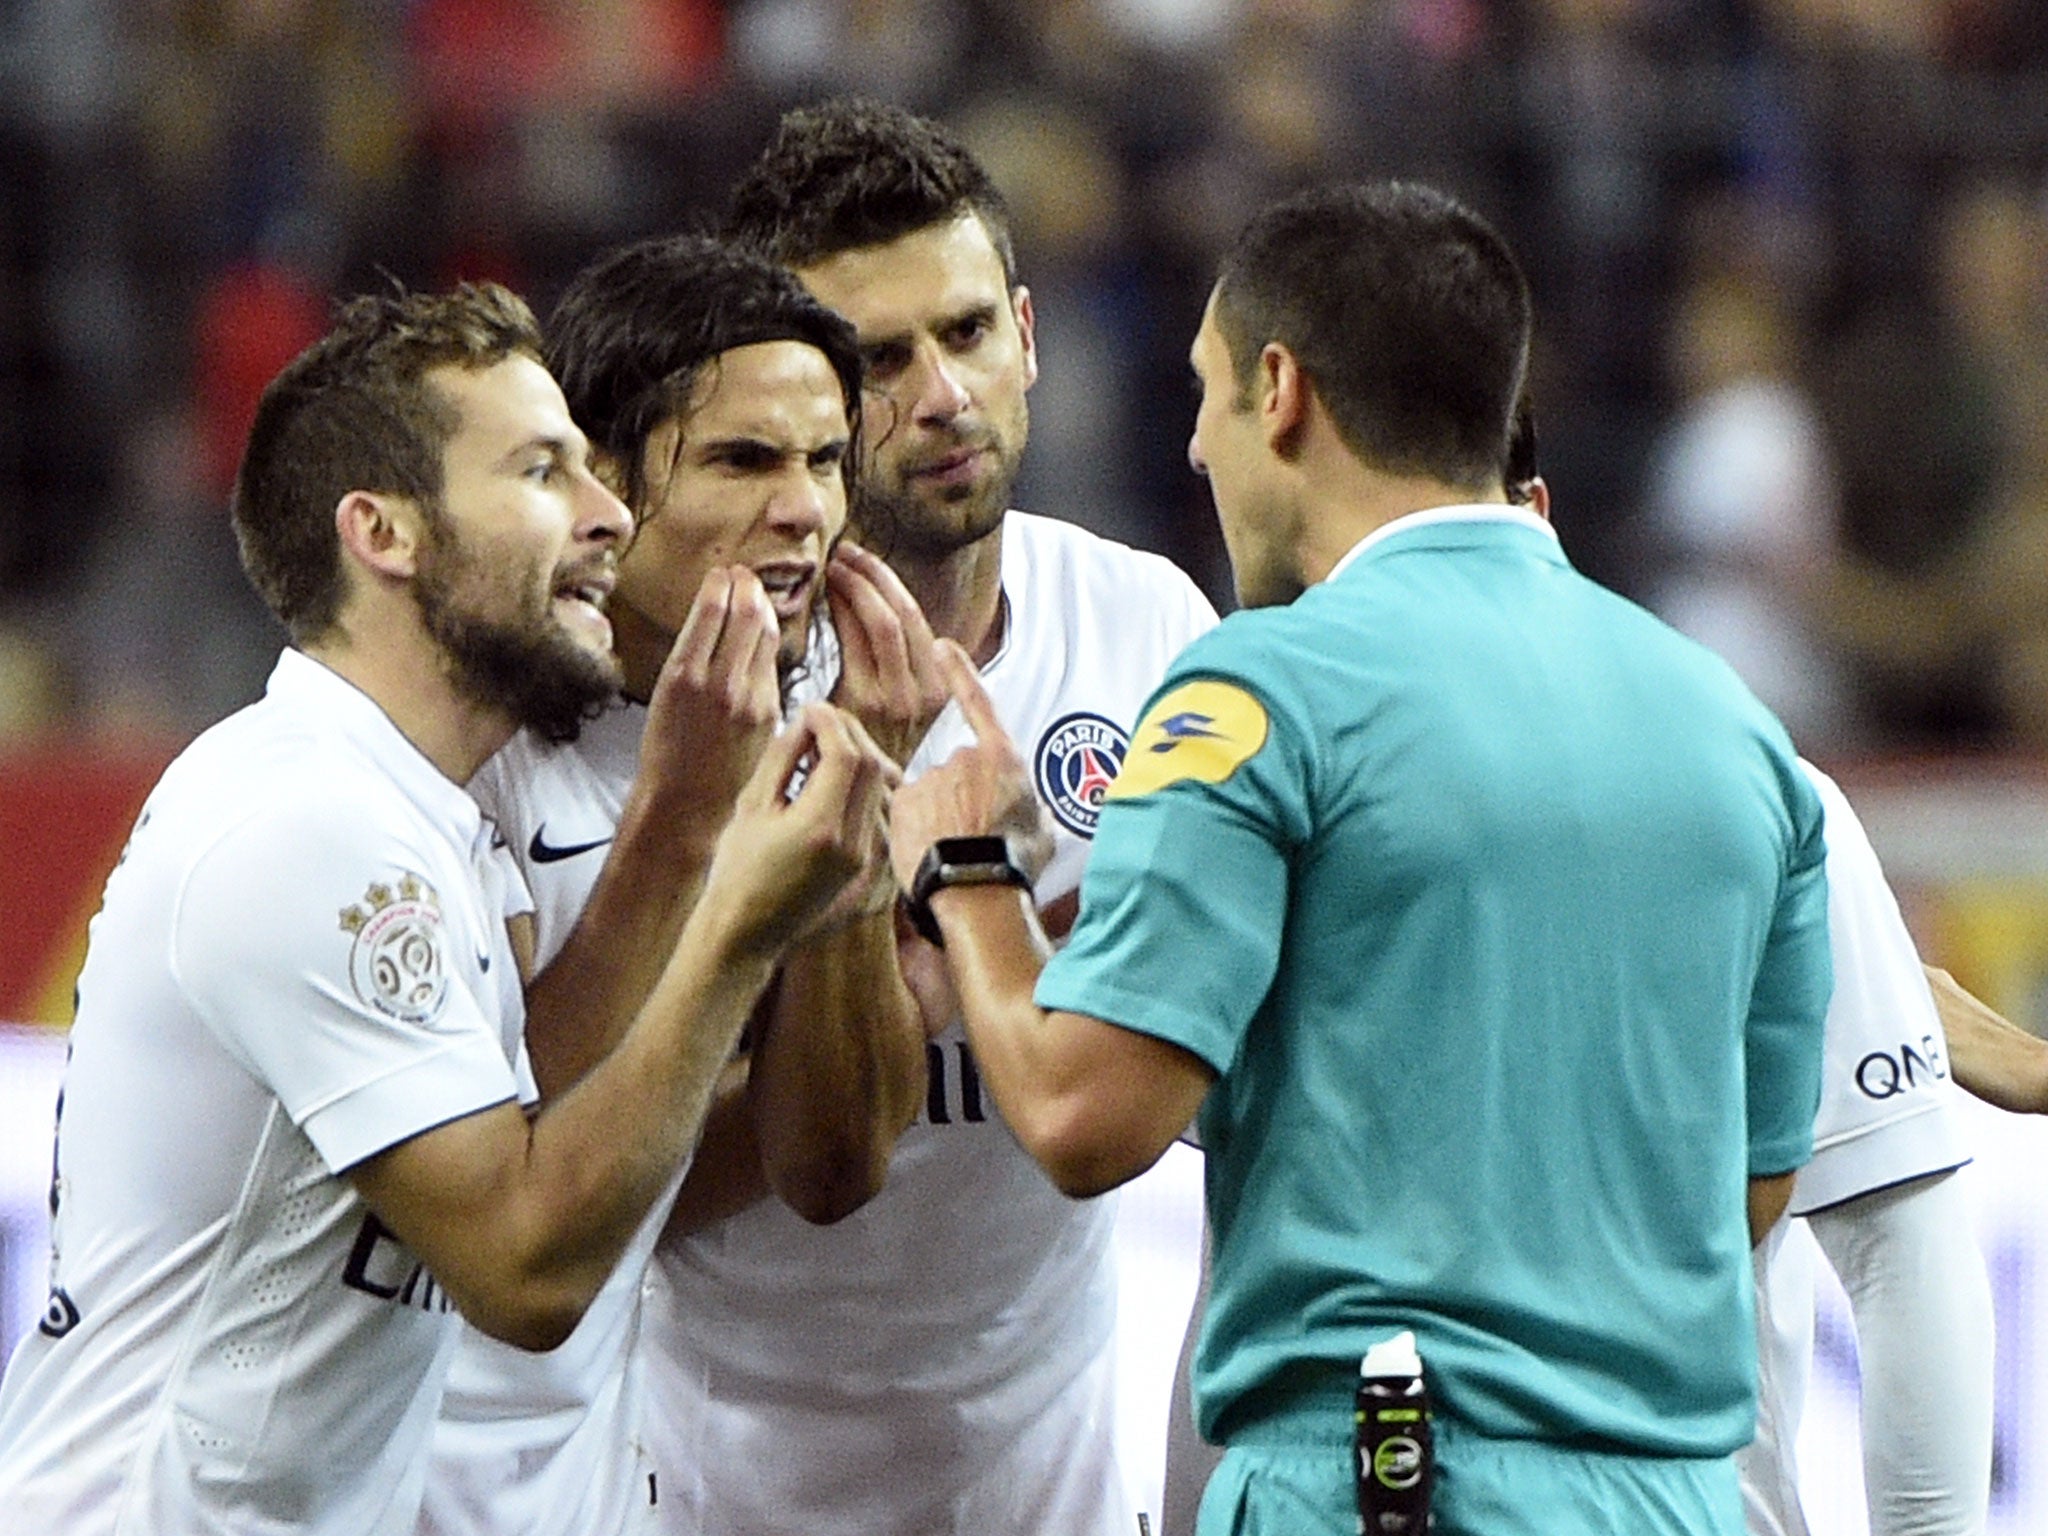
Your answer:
[1926,962,2048,1114]
[888,640,1216,1198]
[1809,1168,1995,1535]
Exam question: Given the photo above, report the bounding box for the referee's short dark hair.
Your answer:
[1214,181,1531,495]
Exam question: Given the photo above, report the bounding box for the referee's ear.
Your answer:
[1260,341,1311,461]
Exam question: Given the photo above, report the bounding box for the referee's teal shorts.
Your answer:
[1197,1419,1743,1536]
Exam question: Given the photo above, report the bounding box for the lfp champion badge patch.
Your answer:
[339,873,449,1024]
[1034,711,1130,836]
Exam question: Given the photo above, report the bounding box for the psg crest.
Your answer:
[1034,711,1129,836]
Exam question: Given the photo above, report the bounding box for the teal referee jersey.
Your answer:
[1036,507,1830,1459]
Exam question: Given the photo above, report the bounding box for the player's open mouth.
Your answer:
[552,569,616,645]
[753,562,817,624]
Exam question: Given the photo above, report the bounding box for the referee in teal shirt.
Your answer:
[886,181,1831,1536]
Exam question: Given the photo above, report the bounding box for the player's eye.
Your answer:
[717,443,778,472]
[862,346,909,384]
[945,313,992,350]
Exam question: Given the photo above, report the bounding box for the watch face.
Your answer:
[906,836,1028,948]
[945,863,1013,883]
[914,837,1028,906]
[934,836,1012,867]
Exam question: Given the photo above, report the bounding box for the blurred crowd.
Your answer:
[0,0,2045,755]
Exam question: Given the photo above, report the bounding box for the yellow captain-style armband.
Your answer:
[1106,679,1270,800]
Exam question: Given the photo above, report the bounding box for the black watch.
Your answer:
[902,836,1032,947]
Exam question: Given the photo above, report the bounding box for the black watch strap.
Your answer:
[902,836,1032,947]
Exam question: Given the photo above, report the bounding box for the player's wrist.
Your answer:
[901,836,1032,948]
[922,880,1034,947]
[685,866,803,970]
[616,776,725,864]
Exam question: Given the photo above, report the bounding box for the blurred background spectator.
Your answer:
[0,0,2045,754]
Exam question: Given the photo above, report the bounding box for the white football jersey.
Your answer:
[0,650,530,1536]
[1784,764,1970,1217]
[649,511,1217,1535]
[428,512,1214,1536]
[1739,761,1972,1536]
[424,701,674,1536]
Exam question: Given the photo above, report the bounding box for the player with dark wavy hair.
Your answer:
[416,235,943,1536]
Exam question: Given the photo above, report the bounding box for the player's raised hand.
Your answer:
[637,566,782,833]
[702,702,898,956]
[887,639,1054,894]
[826,540,948,766]
[800,707,913,934]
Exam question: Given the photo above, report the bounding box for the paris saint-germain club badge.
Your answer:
[1034,711,1130,837]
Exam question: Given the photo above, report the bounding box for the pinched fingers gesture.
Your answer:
[705,702,899,957]
[887,639,1055,895]
[802,708,913,934]
[826,541,948,766]
[638,566,782,832]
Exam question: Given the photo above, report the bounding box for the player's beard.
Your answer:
[851,421,1023,564]
[413,515,622,746]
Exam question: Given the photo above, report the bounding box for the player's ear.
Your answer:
[336,490,427,581]
[1012,286,1039,391]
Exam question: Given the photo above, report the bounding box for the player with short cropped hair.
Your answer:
[625,97,1215,1535]
[0,283,890,1536]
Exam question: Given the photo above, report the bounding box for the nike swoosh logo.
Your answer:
[528,827,614,864]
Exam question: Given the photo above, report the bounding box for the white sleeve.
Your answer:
[1792,766,1970,1215]
[1807,1169,1994,1536]
[171,802,521,1173]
